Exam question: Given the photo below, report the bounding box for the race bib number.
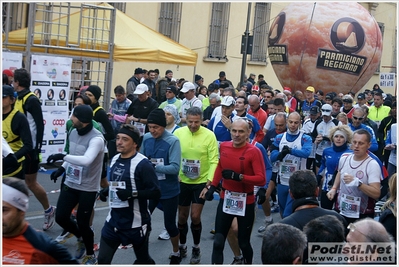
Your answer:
[279,160,298,178]
[339,193,361,218]
[150,158,166,180]
[135,122,146,136]
[109,181,129,208]
[223,190,247,216]
[65,163,83,184]
[182,159,200,179]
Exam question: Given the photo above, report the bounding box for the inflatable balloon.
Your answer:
[268,2,383,95]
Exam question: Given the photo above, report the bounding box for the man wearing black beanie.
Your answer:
[48,104,105,264]
[97,124,160,264]
[85,85,115,189]
[141,108,182,264]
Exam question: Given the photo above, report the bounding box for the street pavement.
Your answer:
[25,165,282,264]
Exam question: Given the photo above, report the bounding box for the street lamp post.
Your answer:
[240,3,252,86]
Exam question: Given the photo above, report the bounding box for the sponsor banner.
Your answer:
[31,55,72,162]
[379,73,396,88]
[308,242,395,264]
[2,52,23,72]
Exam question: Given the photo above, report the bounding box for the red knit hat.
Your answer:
[3,69,14,77]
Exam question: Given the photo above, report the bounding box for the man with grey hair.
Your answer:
[202,93,221,126]
[345,218,395,264]
[174,107,219,264]
[261,223,307,264]
[347,217,394,243]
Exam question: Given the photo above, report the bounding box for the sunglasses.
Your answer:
[352,116,364,121]
[347,223,376,242]
[321,109,331,112]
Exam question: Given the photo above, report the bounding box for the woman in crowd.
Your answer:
[197,85,208,101]
[336,112,348,125]
[379,173,397,242]
[318,125,353,209]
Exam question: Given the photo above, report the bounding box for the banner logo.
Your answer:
[51,128,58,138]
[52,119,65,126]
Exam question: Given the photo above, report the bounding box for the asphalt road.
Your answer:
[25,165,282,264]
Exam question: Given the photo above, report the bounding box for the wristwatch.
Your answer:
[239,174,244,181]
[358,180,363,187]
[132,190,138,198]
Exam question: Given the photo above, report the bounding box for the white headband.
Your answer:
[334,130,348,142]
[2,184,29,212]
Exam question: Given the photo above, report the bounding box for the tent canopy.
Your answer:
[3,3,198,66]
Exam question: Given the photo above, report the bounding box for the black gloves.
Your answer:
[50,167,65,183]
[205,185,216,201]
[256,188,266,204]
[222,169,242,181]
[282,145,292,154]
[277,145,292,161]
[99,187,109,202]
[47,153,66,164]
[116,188,137,201]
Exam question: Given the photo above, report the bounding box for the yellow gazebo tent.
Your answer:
[3,3,198,66]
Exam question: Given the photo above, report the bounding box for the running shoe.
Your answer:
[257,218,274,233]
[55,230,74,244]
[158,228,170,240]
[270,205,280,213]
[231,256,245,264]
[43,206,56,231]
[82,254,98,265]
[170,255,182,264]
[179,245,187,258]
[190,247,201,264]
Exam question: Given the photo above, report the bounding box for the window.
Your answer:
[207,3,230,59]
[109,3,126,13]
[159,3,182,42]
[251,3,271,63]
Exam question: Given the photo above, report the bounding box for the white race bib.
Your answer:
[109,181,129,208]
[279,160,299,185]
[223,190,247,216]
[182,159,200,179]
[339,193,361,218]
[65,163,83,184]
[150,158,166,180]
